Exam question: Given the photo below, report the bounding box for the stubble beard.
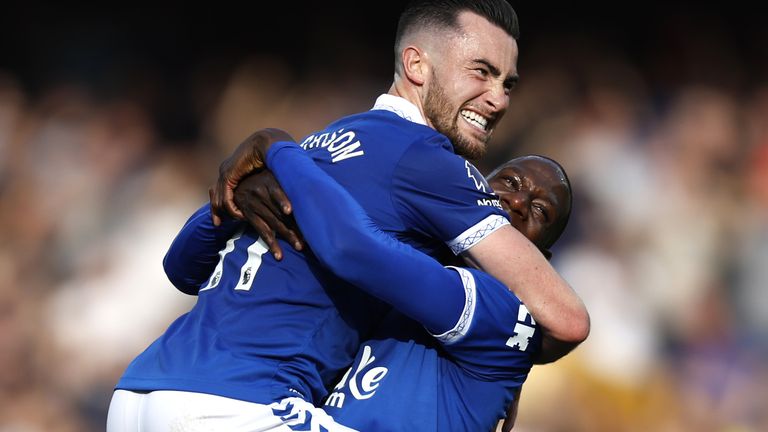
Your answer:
[423,77,487,161]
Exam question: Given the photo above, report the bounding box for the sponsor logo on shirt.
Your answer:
[325,345,388,409]
[477,197,502,208]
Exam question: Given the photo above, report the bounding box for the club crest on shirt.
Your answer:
[465,160,489,192]
[300,128,365,163]
[465,161,502,209]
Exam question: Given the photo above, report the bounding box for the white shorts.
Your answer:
[106,389,358,432]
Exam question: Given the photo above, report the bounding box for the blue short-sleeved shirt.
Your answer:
[116,95,509,405]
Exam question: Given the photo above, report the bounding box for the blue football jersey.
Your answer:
[322,267,540,432]
[116,95,509,405]
[259,141,541,430]
[259,140,540,431]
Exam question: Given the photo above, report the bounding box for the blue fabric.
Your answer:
[162,205,242,294]
[267,141,464,334]
[323,270,541,432]
[267,142,541,431]
[117,108,507,407]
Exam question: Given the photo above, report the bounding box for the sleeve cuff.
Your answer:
[446,214,510,255]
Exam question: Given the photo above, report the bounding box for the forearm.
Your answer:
[463,226,590,346]
[163,204,243,295]
[266,142,464,333]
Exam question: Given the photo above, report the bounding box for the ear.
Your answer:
[401,46,428,86]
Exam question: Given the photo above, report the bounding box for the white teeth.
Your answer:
[460,110,488,131]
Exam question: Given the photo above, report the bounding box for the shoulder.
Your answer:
[299,110,451,159]
[351,109,453,150]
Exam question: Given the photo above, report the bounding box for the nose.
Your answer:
[485,82,509,113]
[505,191,529,219]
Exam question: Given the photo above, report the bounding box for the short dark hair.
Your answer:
[535,154,572,251]
[396,0,520,41]
[394,0,520,70]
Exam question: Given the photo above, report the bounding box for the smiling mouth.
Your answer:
[460,110,489,132]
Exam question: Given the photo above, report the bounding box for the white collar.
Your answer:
[371,94,427,126]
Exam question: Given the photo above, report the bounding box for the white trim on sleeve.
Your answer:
[432,267,477,345]
[446,214,510,255]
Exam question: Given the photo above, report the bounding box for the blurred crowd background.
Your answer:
[1,1,766,431]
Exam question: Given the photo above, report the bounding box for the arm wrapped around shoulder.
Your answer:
[266,141,467,334]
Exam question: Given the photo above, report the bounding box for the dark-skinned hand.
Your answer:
[232,170,304,260]
[209,127,305,259]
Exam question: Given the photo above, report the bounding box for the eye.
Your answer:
[503,79,517,93]
[532,202,550,223]
[503,176,521,191]
[502,83,514,97]
[475,67,490,78]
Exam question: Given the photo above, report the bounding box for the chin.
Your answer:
[443,124,487,160]
[462,131,490,156]
[456,140,487,161]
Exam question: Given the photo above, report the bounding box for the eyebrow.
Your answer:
[472,59,519,88]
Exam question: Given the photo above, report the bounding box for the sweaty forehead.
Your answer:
[505,157,565,183]
[500,159,570,207]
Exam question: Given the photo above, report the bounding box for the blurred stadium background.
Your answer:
[1,1,766,431]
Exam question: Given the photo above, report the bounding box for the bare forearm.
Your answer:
[463,226,590,346]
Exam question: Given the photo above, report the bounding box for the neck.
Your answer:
[388,80,433,129]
